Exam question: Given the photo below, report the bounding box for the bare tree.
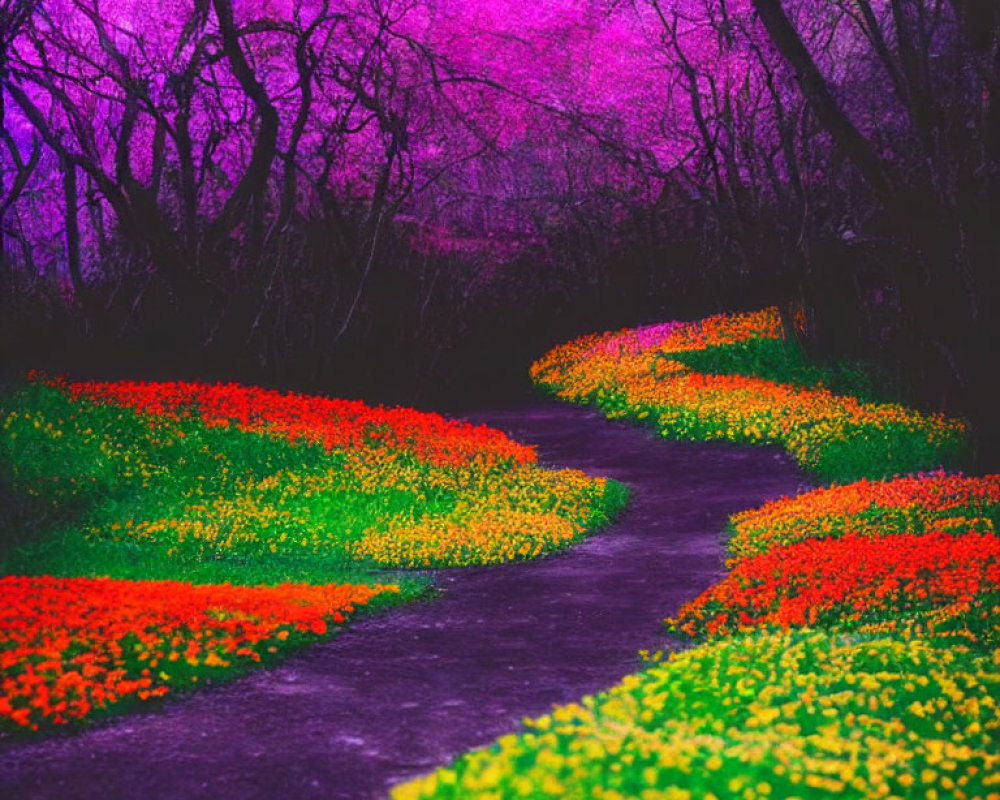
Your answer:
[752,0,1000,466]
[0,0,40,268]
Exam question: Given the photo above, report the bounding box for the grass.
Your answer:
[665,337,894,405]
[0,377,625,734]
[1,381,625,576]
[0,382,428,591]
[393,626,999,800]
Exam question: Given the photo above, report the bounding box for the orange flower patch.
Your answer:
[729,470,1000,560]
[0,576,397,731]
[669,530,1000,638]
[560,307,784,361]
[531,307,966,482]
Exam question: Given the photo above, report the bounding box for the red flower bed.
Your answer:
[47,377,536,468]
[0,576,396,731]
[670,530,1000,638]
[728,470,1000,560]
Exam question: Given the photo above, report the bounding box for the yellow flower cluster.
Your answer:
[83,429,615,566]
[351,510,579,567]
[349,462,611,567]
[92,463,388,557]
[393,630,1000,799]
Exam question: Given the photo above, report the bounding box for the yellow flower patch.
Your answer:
[351,510,579,567]
[393,630,1000,799]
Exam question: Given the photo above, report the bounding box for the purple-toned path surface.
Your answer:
[0,402,810,800]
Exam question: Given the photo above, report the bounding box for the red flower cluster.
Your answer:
[729,470,1000,559]
[0,576,395,731]
[670,530,1000,638]
[53,378,536,468]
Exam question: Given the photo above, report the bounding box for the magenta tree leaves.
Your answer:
[5,0,287,286]
[0,0,42,267]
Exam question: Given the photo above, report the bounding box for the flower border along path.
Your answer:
[395,472,1000,800]
[393,308,998,800]
[0,401,808,799]
[530,307,967,483]
[0,378,624,739]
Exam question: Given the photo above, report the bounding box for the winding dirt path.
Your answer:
[0,402,809,799]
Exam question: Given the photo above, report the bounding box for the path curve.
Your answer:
[0,402,809,799]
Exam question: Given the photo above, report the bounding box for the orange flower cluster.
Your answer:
[653,306,785,352]
[670,530,1000,638]
[0,576,396,731]
[53,378,536,468]
[729,470,1000,560]
[531,309,775,384]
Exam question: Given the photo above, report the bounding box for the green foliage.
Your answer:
[393,628,1000,799]
[666,337,894,404]
[1,380,624,583]
[797,422,970,485]
[0,384,428,589]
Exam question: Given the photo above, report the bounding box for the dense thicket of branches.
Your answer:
[677,0,1000,467]
[2,0,998,462]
